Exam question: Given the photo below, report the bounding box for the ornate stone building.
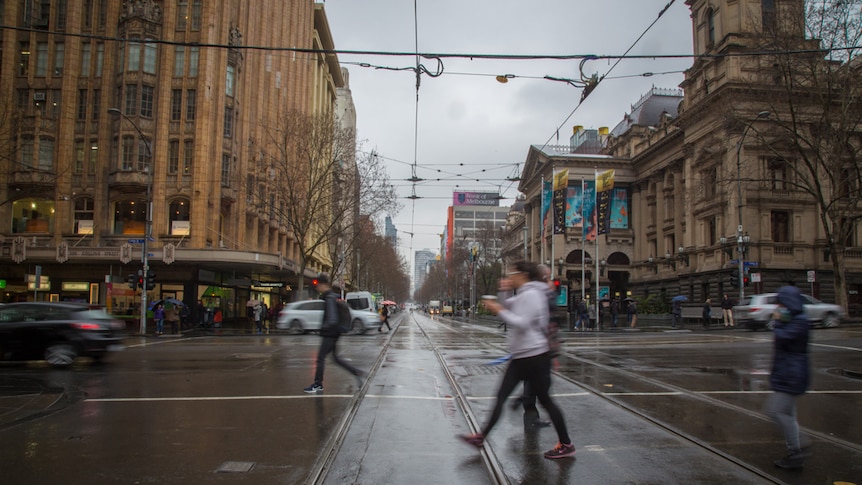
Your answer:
[505,0,862,313]
[0,1,349,321]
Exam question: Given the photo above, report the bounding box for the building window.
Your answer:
[19,136,33,168]
[771,210,790,242]
[98,0,107,29]
[80,42,91,76]
[77,89,88,120]
[38,138,54,170]
[168,140,179,174]
[188,47,199,77]
[19,42,30,76]
[762,0,775,31]
[707,215,717,245]
[176,0,188,30]
[57,0,68,30]
[186,89,196,120]
[89,141,98,174]
[113,199,146,235]
[83,0,93,28]
[124,84,137,116]
[94,43,104,76]
[223,106,234,138]
[191,0,202,30]
[35,42,48,77]
[222,155,231,187]
[127,39,141,71]
[226,65,235,97]
[707,8,716,46]
[138,138,150,171]
[74,140,85,174]
[246,174,254,203]
[171,89,182,121]
[767,158,789,190]
[91,89,100,120]
[121,136,135,170]
[11,198,55,234]
[53,42,64,76]
[141,85,154,118]
[74,198,95,234]
[169,199,191,235]
[183,140,193,174]
[143,41,157,74]
[174,46,185,76]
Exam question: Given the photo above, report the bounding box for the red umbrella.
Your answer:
[381,300,396,306]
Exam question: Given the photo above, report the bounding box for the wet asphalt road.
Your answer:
[1,313,861,484]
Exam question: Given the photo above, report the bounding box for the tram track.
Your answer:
[308,313,860,484]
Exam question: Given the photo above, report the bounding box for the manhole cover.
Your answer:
[216,461,255,473]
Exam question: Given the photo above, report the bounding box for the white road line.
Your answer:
[85,392,593,403]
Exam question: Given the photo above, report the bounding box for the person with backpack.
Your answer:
[379,304,392,332]
[303,274,365,393]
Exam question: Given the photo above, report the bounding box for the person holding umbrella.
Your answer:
[671,295,687,328]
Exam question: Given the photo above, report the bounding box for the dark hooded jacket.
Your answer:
[769,286,810,395]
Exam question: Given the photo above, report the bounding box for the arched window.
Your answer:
[75,197,95,234]
[169,198,190,235]
[11,198,55,233]
[707,8,716,46]
[113,199,146,234]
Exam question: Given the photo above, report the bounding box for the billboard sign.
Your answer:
[453,192,500,207]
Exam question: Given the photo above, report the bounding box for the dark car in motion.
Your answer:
[0,302,125,367]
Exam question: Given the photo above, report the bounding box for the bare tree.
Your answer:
[263,110,357,299]
[472,221,504,296]
[354,220,410,302]
[746,1,862,309]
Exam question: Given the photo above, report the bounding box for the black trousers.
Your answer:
[313,336,361,386]
[482,353,570,445]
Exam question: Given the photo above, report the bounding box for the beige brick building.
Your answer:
[0,1,350,323]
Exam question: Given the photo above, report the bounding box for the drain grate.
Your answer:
[216,461,255,473]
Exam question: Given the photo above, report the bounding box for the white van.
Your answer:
[345,291,381,333]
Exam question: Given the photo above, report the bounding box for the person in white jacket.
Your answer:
[459,260,576,459]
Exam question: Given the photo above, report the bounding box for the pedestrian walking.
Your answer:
[628,300,638,328]
[764,285,811,469]
[165,304,180,334]
[721,294,735,327]
[460,260,576,460]
[610,298,620,328]
[379,304,392,332]
[153,304,165,336]
[702,298,712,328]
[516,263,557,430]
[213,308,222,327]
[303,274,364,393]
[671,298,683,328]
[576,299,589,331]
[253,302,264,334]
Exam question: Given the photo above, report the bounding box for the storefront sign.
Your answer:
[62,282,90,291]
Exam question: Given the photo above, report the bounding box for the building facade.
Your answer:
[0,1,350,324]
[505,0,862,313]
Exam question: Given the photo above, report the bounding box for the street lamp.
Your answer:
[736,110,770,302]
[108,107,153,335]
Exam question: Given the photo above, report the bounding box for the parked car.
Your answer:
[276,299,380,335]
[733,293,845,330]
[0,302,126,367]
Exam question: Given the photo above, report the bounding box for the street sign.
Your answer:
[751,272,761,283]
[127,239,145,244]
[743,261,759,267]
[729,259,738,264]
[807,270,816,283]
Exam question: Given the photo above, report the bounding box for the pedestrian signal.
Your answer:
[730,269,740,288]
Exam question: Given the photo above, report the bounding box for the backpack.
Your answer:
[336,300,352,334]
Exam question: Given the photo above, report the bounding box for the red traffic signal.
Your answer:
[312,278,319,287]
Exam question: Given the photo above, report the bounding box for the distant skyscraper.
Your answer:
[414,249,436,293]
[384,216,397,248]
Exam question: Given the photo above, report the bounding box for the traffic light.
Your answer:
[146,270,156,290]
[552,279,562,295]
[743,269,751,287]
[127,273,137,289]
[312,278,319,287]
[730,269,740,288]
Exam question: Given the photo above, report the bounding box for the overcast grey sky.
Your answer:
[323,0,694,274]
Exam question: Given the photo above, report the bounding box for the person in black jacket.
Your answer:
[721,294,735,327]
[765,285,810,469]
[303,275,364,393]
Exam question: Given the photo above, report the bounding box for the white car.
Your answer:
[276,300,380,334]
[733,293,845,330]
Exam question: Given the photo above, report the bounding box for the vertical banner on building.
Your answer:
[552,169,569,235]
[596,169,615,235]
[540,179,552,243]
[580,181,597,241]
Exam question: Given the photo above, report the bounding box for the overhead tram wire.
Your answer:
[539,0,678,151]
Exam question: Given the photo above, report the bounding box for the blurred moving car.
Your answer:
[276,299,380,334]
[0,302,126,367]
[733,292,845,330]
